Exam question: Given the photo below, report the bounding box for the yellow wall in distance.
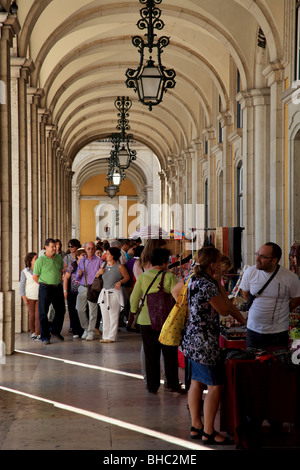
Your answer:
[80,174,138,242]
[81,174,137,196]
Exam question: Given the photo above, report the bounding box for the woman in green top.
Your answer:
[130,248,184,394]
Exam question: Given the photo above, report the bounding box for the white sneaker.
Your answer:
[73,335,80,339]
[81,330,88,339]
[86,334,94,341]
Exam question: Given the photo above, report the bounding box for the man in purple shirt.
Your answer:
[76,241,103,340]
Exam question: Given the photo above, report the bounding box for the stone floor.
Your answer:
[0,321,298,458]
[0,320,235,455]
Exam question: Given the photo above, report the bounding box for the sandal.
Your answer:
[202,430,234,445]
[190,426,203,439]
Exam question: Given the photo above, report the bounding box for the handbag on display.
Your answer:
[159,275,192,346]
[131,270,162,328]
[146,271,175,331]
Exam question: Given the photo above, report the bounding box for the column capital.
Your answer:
[0,15,20,44]
[202,127,215,140]
[27,87,45,105]
[262,61,285,86]
[217,110,233,128]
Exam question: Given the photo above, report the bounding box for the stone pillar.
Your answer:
[0,14,20,354]
[251,88,271,247]
[218,111,233,227]
[203,128,216,229]
[158,171,166,227]
[237,91,255,264]
[10,57,33,332]
[263,63,285,249]
[72,183,80,240]
[27,87,44,251]
[46,125,56,238]
[52,139,58,237]
[66,165,73,244]
[38,109,49,246]
[18,59,33,331]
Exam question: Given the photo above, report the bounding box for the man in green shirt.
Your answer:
[33,238,65,344]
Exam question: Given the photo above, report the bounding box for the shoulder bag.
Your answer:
[146,271,176,331]
[246,264,280,310]
[131,270,162,328]
[85,260,106,303]
[159,274,192,346]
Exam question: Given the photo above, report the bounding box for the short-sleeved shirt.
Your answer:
[33,254,64,285]
[240,265,300,334]
[76,255,103,286]
[181,273,220,366]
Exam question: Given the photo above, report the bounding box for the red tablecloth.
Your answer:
[220,358,300,449]
[219,335,246,350]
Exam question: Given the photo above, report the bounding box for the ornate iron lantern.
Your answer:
[125,0,176,111]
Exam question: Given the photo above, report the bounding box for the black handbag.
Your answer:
[246,264,280,310]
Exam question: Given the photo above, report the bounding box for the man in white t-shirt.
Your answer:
[240,242,300,349]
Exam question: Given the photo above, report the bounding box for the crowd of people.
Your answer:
[19,237,300,445]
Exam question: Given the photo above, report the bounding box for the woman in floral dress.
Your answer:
[179,246,246,445]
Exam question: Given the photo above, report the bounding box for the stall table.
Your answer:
[220,358,300,449]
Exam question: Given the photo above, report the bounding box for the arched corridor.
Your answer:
[0,2,300,353]
[0,1,300,453]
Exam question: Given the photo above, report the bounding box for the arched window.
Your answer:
[237,162,243,227]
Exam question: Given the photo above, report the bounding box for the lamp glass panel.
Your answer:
[139,65,162,99]
[108,185,117,198]
[118,146,129,167]
[112,171,121,186]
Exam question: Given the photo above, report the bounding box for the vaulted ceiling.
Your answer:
[7,0,284,169]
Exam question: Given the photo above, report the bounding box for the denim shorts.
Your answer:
[189,358,225,386]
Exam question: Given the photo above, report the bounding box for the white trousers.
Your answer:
[100,289,121,341]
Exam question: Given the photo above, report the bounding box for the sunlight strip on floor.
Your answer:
[15,349,144,380]
[14,349,173,386]
[0,385,210,451]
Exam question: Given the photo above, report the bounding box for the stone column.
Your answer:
[251,88,271,247]
[72,183,80,240]
[0,14,20,354]
[52,139,58,237]
[66,165,73,244]
[38,109,49,246]
[46,125,56,238]
[10,57,33,332]
[158,171,166,227]
[27,87,44,251]
[192,138,202,204]
[203,127,216,229]
[218,111,233,226]
[263,63,286,249]
[237,91,255,264]
[18,59,33,331]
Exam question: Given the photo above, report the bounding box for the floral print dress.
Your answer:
[181,272,221,366]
